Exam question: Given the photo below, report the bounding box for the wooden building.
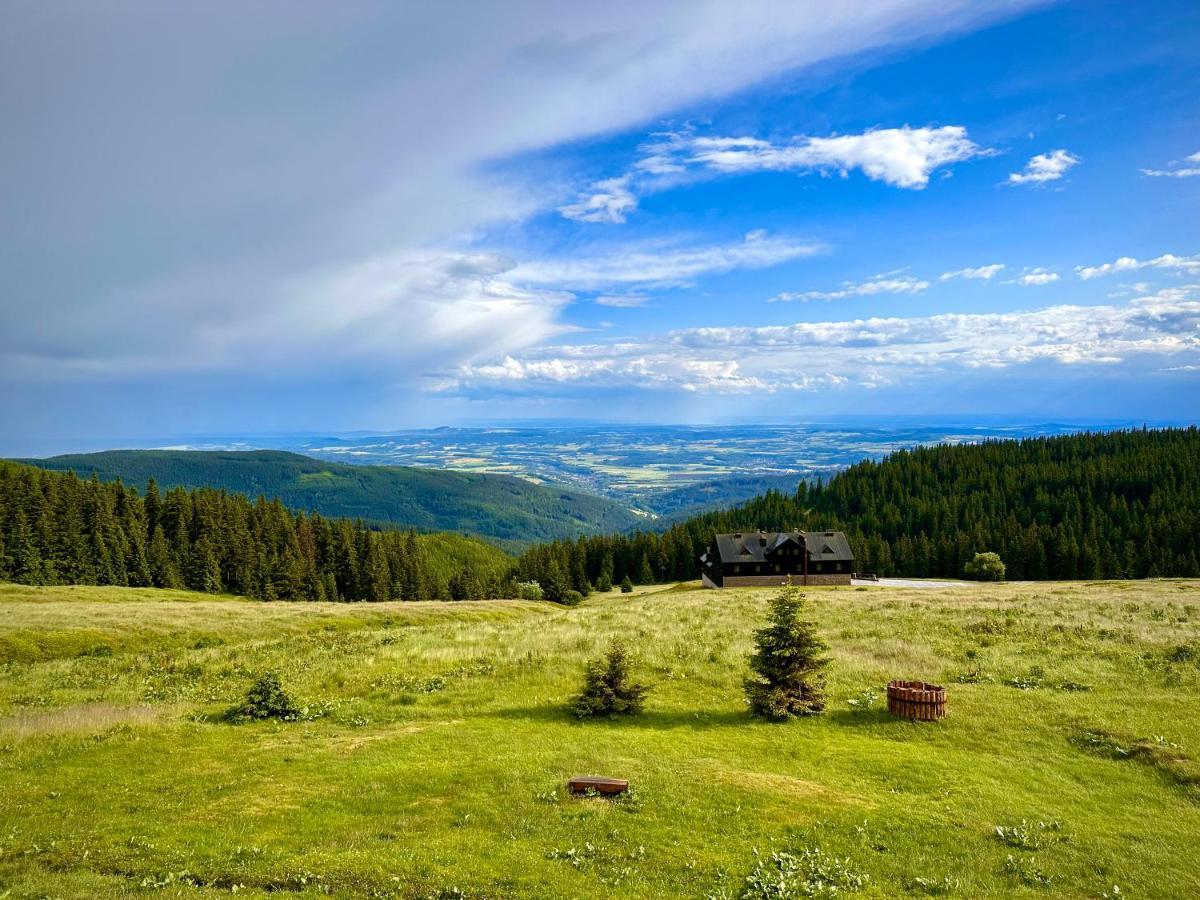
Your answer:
[698,530,854,588]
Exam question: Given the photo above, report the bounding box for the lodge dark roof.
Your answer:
[710,530,853,564]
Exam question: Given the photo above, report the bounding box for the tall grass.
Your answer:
[1,579,1198,897]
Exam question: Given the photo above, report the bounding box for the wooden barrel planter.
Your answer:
[887,680,946,721]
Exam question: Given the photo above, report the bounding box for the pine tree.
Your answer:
[7,510,42,584]
[572,641,649,718]
[637,553,655,585]
[539,559,571,604]
[744,585,829,719]
[147,526,180,588]
[188,537,222,594]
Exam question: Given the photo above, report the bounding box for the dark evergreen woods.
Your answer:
[2,428,1198,601]
[0,461,512,600]
[515,428,1200,587]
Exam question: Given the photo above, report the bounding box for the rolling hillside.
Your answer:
[17,450,644,551]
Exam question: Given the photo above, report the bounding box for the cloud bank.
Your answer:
[452,287,1200,395]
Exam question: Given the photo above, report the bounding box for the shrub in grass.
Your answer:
[744,585,829,719]
[620,575,634,593]
[964,551,1006,581]
[516,580,544,602]
[561,589,584,607]
[572,641,648,718]
[222,672,300,722]
[739,847,867,898]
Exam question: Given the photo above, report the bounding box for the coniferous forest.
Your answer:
[2,428,1198,600]
[515,427,1200,589]
[0,462,513,600]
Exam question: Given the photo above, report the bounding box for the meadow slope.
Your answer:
[1,581,1199,898]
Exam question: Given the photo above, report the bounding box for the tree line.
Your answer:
[0,461,512,600]
[515,427,1200,588]
[3,427,1198,601]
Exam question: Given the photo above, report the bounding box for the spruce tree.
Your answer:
[637,553,655,585]
[8,510,43,584]
[147,526,179,588]
[744,585,829,719]
[188,537,222,594]
[572,641,649,718]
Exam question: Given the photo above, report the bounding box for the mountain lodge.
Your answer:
[698,529,854,588]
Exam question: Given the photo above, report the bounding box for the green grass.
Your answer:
[1,580,1199,898]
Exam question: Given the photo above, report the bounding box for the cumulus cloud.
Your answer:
[771,274,929,302]
[1076,253,1200,280]
[450,286,1200,395]
[559,124,990,224]
[1140,151,1200,178]
[559,176,638,223]
[684,126,988,188]
[671,125,985,187]
[940,264,1005,280]
[510,231,823,289]
[1014,268,1060,286]
[1008,149,1080,185]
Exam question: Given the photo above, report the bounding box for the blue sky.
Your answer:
[1,0,1197,447]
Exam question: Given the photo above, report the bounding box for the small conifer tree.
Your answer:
[573,641,649,718]
[620,575,634,593]
[222,672,299,722]
[744,585,829,719]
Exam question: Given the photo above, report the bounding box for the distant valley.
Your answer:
[150,421,1117,513]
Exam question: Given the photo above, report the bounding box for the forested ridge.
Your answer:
[0,461,512,600]
[19,449,643,552]
[2,428,1198,601]
[515,427,1200,588]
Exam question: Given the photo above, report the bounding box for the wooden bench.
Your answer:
[568,775,629,796]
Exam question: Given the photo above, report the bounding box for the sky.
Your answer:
[1,0,1198,450]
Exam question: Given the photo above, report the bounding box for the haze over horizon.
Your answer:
[3,0,1198,446]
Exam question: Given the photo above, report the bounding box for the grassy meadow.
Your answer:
[1,579,1199,898]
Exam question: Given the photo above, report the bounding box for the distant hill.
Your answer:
[17,450,644,551]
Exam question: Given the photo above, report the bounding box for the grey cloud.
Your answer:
[2,0,1041,391]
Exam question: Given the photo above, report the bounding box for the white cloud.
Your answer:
[1076,253,1200,280]
[1140,151,1200,178]
[450,286,1200,395]
[654,125,988,190]
[594,294,651,308]
[510,231,823,289]
[560,124,989,223]
[1014,268,1060,286]
[1007,149,1080,185]
[772,275,929,302]
[4,1,1041,399]
[940,263,1005,280]
[558,176,638,223]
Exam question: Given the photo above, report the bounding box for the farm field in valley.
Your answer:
[2,580,1199,898]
